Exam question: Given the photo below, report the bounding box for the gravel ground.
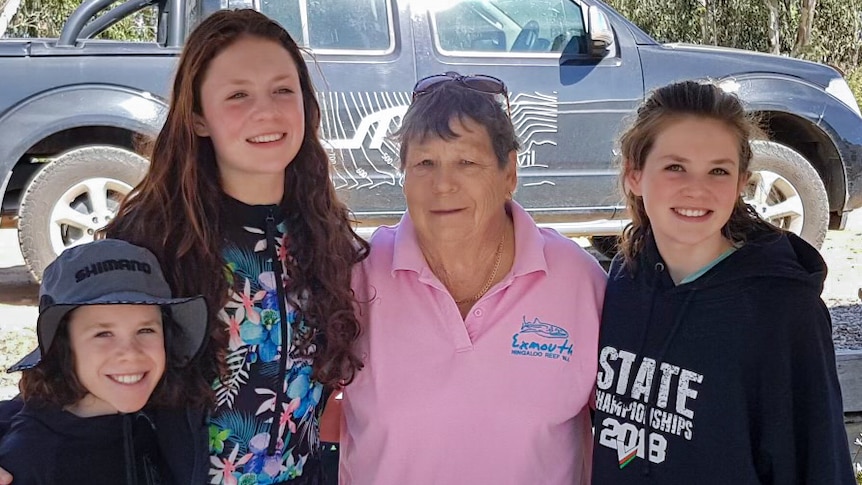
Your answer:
[0,211,859,400]
[819,209,862,351]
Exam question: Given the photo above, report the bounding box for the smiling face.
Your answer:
[402,116,517,244]
[65,304,166,417]
[626,115,747,260]
[193,35,305,192]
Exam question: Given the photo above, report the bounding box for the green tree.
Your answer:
[605,0,862,103]
[4,0,155,41]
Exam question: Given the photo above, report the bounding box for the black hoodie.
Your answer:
[0,403,172,484]
[0,398,209,484]
[591,230,854,484]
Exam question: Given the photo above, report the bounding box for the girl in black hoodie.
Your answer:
[0,239,209,485]
[591,80,854,484]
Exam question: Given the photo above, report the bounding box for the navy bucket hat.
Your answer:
[8,239,208,372]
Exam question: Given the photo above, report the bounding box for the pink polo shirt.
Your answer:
[340,202,606,485]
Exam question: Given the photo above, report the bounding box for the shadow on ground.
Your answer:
[0,265,38,305]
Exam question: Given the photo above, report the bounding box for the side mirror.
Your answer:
[587,6,614,57]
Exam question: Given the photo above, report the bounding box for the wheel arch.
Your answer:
[0,85,165,210]
[753,110,845,228]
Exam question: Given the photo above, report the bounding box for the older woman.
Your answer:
[339,73,607,484]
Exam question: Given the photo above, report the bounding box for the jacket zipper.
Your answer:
[266,210,291,455]
[123,414,137,485]
[190,408,209,484]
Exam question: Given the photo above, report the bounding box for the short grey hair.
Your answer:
[395,80,520,170]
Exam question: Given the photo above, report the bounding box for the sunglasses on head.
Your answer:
[412,72,511,116]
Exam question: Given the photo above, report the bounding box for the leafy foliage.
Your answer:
[214,347,251,408]
[4,0,156,41]
[849,67,862,107]
[605,0,862,104]
[209,409,271,457]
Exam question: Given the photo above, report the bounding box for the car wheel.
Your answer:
[746,140,828,248]
[18,146,149,280]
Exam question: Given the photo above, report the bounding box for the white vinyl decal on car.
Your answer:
[317,91,559,190]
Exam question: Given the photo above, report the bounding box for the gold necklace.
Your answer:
[455,231,505,305]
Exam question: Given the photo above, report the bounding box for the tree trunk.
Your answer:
[698,0,708,44]
[791,0,817,57]
[764,0,781,54]
[0,0,22,37]
[700,0,719,45]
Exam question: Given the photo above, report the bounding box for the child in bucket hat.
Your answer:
[0,239,208,485]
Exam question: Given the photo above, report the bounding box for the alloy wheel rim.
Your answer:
[48,177,133,255]
[743,169,805,234]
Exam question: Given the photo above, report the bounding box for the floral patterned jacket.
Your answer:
[208,196,326,485]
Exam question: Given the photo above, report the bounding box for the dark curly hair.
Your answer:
[102,9,368,389]
[19,307,208,409]
[617,80,779,269]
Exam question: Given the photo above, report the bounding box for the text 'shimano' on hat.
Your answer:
[7,239,208,373]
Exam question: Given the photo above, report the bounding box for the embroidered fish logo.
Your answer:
[519,317,569,339]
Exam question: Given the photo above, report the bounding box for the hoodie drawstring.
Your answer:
[636,262,699,477]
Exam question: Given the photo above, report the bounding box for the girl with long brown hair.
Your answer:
[96,8,366,484]
[0,9,364,485]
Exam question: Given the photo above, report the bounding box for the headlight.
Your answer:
[826,77,862,117]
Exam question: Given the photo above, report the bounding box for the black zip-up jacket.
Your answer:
[591,230,854,484]
[154,406,209,484]
[0,403,179,484]
[0,398,208,484]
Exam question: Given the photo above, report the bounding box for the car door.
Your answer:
[258,0,416,229]
[411,0,644,225]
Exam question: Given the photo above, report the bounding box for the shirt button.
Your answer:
[473,308,484,317]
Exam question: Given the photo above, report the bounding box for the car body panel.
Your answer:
[0,0,860,231]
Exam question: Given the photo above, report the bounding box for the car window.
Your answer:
[432,0,585,54]
[260,0,393,52]
[259,0,304,43]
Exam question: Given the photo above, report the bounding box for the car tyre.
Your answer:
[747,140,828,248]
[18,145,149,281]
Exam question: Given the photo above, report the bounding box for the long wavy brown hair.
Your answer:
[102,9,369,390]
[617,80,778,270]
